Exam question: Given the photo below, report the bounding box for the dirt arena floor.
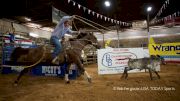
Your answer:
[0,63,180,101]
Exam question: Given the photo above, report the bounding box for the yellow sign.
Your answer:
[149,37,155,44]
[148,42,180,56]
[105,39,112,48]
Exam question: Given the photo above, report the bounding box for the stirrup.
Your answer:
[52,57,59,65]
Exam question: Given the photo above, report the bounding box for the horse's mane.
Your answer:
[69,32,88,41]
[76,33,87,39]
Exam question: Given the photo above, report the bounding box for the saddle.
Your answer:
[51,40,73,65]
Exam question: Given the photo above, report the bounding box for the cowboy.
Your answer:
[50,15,79,64]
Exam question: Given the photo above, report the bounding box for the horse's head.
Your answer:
[76,32,101,49]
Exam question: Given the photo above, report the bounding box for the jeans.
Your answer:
[50,36,62,58]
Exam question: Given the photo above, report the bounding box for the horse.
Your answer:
[10,32,100,85]
[121,55,166,80]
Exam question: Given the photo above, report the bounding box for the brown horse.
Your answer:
[10,32,100,85]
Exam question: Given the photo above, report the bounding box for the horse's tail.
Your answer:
[24,45,47,68]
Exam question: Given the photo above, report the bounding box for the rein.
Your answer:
[62,38,98,55]
[70,38,97,47]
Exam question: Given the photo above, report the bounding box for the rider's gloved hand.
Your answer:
[61,36,65,43]
[78,30,81,34]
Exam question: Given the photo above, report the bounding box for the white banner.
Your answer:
[73,1,76,6]
[88,9,91,14]
[78,4,81,9]
[97,48,144,74]
[83,7,86,12]
[97,13,99,18]
[92,11,95,16]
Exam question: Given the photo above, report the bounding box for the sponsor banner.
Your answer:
[162,55,180,63]
[4,39,33,44]
[97,48,144,74]
[1,64,78,79]
[148,42,180,56]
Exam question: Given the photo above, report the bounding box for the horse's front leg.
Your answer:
[65,64,71,84]
[76,58,92,83]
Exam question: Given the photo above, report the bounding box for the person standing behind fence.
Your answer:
[6,28,16,46]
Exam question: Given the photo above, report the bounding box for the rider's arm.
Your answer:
[66,29,79,34]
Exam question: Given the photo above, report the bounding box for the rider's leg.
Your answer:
[50,36,62,63]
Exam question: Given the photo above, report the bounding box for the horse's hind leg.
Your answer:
[148,68,153,80]
[14,68,29,85]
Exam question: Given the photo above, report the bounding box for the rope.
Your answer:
[74,17,106,33]
[1,45,46,68]
[74,15,111,31]
[72,20,78,31]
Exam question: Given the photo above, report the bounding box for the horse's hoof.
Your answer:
[120,76,124,80]
[13,83,18,86]
[124,77,128,80]
[66,81,70,84]
[13,81,18,86]
[87,78,92,83]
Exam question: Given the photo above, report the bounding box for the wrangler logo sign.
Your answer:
[148,43,180,55]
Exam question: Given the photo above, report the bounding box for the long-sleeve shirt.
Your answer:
[51,16,74,39]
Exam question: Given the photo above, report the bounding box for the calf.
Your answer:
[121,55,165,80]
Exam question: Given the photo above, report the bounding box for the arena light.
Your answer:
[104,1,111,7]
[24,17,31,21]
[29,32,39,38]
[25,23,41,28]
[147,6,152,12]
[40,27,54,32]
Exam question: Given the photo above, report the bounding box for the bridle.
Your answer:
[61,36,98,54]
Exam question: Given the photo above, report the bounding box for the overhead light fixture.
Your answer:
[29,32,39,38]
[40,27,54,32]
[25,23,41,28]
[147,6,152,12]
[24,17,31,21]
[104,1,111,7]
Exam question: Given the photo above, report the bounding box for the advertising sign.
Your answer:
[148,42,180,56]
[2,64,78,79]
[97,48,144,74]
